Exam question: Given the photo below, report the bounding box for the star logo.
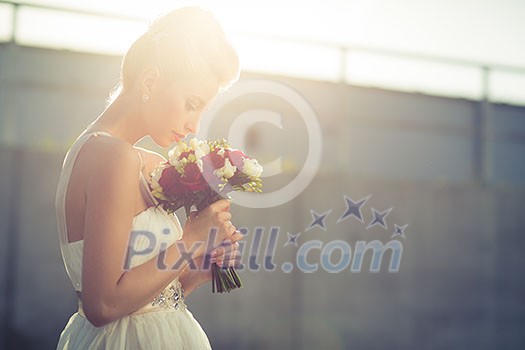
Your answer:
[306,209,332,231]
[284,232,302,247]
[337,194,371,223]
[391,223,408,239]
[366,207,393,230]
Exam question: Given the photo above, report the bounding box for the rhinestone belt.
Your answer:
[77,279,186,319]
[150,279,186,311]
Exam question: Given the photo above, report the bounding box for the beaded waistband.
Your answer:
[150,279,186,311]
[77,279,186,319]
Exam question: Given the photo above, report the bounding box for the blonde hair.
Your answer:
[107,6,240,105]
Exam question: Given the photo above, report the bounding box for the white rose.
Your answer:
[196,158,204,173]
[168,142,188,165]
[214,158,237,179]
[243,158,263,178]
[150,164,167,191]
[196,145,209,159]
[188,138,209,160]
[189,137,200,150]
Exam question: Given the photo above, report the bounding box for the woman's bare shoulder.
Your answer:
[81,136,141,184]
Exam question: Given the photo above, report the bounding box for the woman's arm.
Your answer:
[179,264,211,296]
[138,147,208,299]
[80,140,232,327]
[140,149,244,298]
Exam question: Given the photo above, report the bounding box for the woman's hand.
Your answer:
[208,228,244,267]
[181,199,237,259]
[179,231,244,295]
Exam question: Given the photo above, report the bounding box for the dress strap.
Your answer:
[137,150,145,172]
[137,154,158,207]
[139,178,157,207]
[90,131,112,138]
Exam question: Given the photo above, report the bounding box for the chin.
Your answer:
[151,135,172,148]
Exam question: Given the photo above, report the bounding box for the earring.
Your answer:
[142,94,150,103]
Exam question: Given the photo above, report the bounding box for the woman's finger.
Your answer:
[217,211,232,222]
[228,230,244,244]
[214,250,241,265]
[211,199,231,212]
[212,245,236,259]
[217,252,242,267]
[212,246,240,263]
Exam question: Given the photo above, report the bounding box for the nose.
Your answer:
[185,121,199,136]
[184,125,196,136]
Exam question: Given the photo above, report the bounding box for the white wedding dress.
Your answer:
[55,130,212,349]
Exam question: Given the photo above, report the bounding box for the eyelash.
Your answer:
[186,101,198,112]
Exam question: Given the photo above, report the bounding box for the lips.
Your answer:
[171,131,185,142]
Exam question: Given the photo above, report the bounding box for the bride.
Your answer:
[55,6,242,349]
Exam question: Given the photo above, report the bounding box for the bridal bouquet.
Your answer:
[148,138,263,293]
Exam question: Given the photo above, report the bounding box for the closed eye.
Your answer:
[185,100,197,111]
[186,95,205,112]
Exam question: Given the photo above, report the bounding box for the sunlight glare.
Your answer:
[490,71,525,106]
[0,3,13,41]
[230,33,342,82]
[16,6,146,55]
[345,51,484,100]
[6,0,525,105]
